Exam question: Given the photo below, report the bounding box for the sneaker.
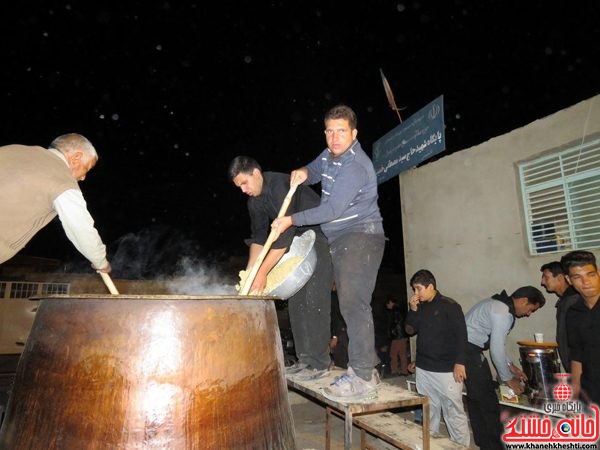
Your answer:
[285,362,308,375]
[292,366,330,381]
[324,366,379,399]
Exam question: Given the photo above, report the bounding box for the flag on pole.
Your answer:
[380,68,403,123]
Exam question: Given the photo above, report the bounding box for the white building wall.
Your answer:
[399,95,600,368]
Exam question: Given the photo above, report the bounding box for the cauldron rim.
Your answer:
[30,294,282,302]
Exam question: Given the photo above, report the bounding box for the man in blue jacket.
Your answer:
[272,104,385,399]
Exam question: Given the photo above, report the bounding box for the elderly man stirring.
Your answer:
[0,133,111,272]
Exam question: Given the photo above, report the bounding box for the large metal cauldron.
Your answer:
[519,343,561,402]
[0,295,296,449]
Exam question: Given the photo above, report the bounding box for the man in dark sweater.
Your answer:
[540,260,580,371]
[404,270,470,447]
[229,156,333,380]
[562,250,600,405]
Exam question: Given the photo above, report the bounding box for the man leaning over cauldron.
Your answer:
[0,133,111,273]
[464,286,546,450]
[229,156,333,380]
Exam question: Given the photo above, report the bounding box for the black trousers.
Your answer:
[464,343,504,450]
[288,232,333,370]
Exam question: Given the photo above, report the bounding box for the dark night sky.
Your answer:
[2,1,599,278]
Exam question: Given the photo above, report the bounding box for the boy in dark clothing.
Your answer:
[405,270,470,447]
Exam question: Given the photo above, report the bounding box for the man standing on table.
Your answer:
[272,104,385,399]
[0,133,111,273]
[229,156,333,380]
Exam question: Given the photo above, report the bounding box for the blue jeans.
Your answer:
[330,232,385,381]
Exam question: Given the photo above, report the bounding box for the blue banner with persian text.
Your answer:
[373,95,445,184]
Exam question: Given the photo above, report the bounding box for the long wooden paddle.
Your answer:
[99,272,120,295]
[240,184,298,295]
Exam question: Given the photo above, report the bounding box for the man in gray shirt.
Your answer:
[464,286,545,450]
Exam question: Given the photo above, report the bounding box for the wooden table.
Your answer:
[287,369,430,450]
[407,378,567,418]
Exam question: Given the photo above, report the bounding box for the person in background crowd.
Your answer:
[540,260,579,371]
[0,133,111,273]
[271,104,385,399]
[464,286,546,450]
[386,296,409,376]
[561,250,600,405]
[229,156,333,381]
[405,270,470,447]
[374,296,392,376]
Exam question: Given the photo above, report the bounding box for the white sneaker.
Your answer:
[285,362,308,375]
[293,366,330,381]
[324,366,379,399]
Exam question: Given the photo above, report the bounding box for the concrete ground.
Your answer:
[289,373,478,450]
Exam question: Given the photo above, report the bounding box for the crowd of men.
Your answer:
[2,106,598,450]
[405,250,599,449]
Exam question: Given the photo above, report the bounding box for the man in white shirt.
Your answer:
[0,133,111,272]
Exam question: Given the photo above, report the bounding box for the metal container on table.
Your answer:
[518,342,561,401]
[0,295,296,449]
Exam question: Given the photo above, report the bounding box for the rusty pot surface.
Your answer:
[0,295,296,450]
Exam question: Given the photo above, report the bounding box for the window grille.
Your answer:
[518,138,600,255]
[10,282,39,298]
[41,283,69,295]
[0,281,70,299]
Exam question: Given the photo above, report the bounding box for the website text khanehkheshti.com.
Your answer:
[505,444,598,449]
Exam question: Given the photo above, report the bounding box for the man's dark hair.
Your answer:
[561,250,597,273]
[540,261,564,277]
[228,156,261,180]
[510,286,546,307]
[410,269,436,290]
[324,104,357,129]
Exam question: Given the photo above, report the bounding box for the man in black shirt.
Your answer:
[229,156,333,380]
[561,250,600,405]
[404,270,470,447]
[540,260,580,371]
